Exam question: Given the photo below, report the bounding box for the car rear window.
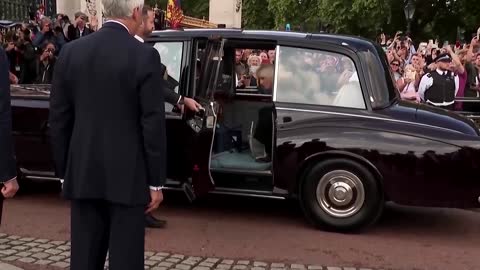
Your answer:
[275,46,366,109]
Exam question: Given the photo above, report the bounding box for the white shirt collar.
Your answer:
[105,20,130,34]
[134,35,144,43]
[436,68,447,75]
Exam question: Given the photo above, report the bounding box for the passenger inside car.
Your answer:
[251,64,275,162]
[210,45,276,173]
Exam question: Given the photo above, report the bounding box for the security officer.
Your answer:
[418,53,459,110]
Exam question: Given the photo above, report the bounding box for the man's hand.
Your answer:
[40,51,49,62]
[471,36,478,46]
[445,45,454,55]
[145,189,163,214]
[183,97,202,112]
[90,16,98,30]
[2,178,19,199]
[5,42,15,52]
[9,72,18,84]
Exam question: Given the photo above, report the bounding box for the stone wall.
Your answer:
[209,0,242,28]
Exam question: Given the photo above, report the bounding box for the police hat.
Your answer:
[434,53,452,63]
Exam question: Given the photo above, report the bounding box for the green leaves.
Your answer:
[242,0,275,29]
[144,0,479,43]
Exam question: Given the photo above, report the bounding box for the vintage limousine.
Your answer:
[10,29,480,232]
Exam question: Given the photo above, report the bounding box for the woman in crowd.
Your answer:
[390,59,402,81]
[397,64,420,102]
[35,42,56,84]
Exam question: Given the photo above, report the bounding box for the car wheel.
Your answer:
[300,158,383,232]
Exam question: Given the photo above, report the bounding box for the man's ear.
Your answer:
[132,7,141,21]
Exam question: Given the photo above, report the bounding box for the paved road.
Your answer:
[1,180,480,270]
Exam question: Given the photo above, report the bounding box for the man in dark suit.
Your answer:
[134,5,201,229]
[0,47,20,203]
[49,0,166,269]
[67,11,95,41]
[135,6,201,112]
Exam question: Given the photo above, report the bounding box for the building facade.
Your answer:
[208,0,242,28]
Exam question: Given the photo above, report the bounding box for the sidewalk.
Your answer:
[0,232,378,270]
[0,262,23,270]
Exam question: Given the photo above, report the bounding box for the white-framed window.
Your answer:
[153,42,184,94]
[275,46,365,109]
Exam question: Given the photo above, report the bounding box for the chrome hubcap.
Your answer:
[316,170,365,218]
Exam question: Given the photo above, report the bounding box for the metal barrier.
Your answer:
[0,0,56,21]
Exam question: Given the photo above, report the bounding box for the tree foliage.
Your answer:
[315,0,391,37]
[145,0,480,43]
[266,0,320,31]
[242,0,275,29]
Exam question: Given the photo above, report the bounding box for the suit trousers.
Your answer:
[70,199,145,270]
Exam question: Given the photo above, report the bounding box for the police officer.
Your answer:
[418,52,459,110]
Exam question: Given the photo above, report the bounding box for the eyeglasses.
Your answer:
[391,63,400,66]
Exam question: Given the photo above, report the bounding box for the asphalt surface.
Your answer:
[1,180,480,270]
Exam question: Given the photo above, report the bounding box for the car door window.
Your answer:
[275,46,366,109]
[153,42,184,111]
[153,42,184,92]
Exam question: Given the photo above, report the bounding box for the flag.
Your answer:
[166,0,175,20]
[166,0,184,28]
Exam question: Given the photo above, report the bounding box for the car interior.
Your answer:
[198,40,277,176]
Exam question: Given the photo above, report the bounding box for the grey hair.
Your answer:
[102,0,144,18]
[41,17,52,27]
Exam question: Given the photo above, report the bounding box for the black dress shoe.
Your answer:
[145,214,167,228]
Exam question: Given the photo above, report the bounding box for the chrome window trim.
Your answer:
[276,107,462,134]
[273,44,280,102]
[235,93,272,98]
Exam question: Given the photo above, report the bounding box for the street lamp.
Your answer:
[403,0,415,34]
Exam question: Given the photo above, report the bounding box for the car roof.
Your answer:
[149,28,376,52]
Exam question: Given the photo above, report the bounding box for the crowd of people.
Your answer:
[0,11,97,85]
[380,31,480,111]
[3,8,480,112]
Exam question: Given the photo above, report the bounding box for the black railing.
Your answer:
[0,0,56,21]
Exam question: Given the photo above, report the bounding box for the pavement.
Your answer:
[2,180,480,270]
[0,262,23,270]
[0,233,377,270]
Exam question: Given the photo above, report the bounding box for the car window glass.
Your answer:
[276,46,366,109]
[235,48,276,95]
[153,42,183,94]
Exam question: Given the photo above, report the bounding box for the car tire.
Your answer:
[299,158,383,232]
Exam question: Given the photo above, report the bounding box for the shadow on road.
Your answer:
[14,179,480,238]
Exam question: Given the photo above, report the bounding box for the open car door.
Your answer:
[183,37,225,199]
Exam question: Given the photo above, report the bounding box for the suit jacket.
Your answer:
[160,63,181,105]
[0,47,17,184]
[67,25,94,41]
[49,22,167,206]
